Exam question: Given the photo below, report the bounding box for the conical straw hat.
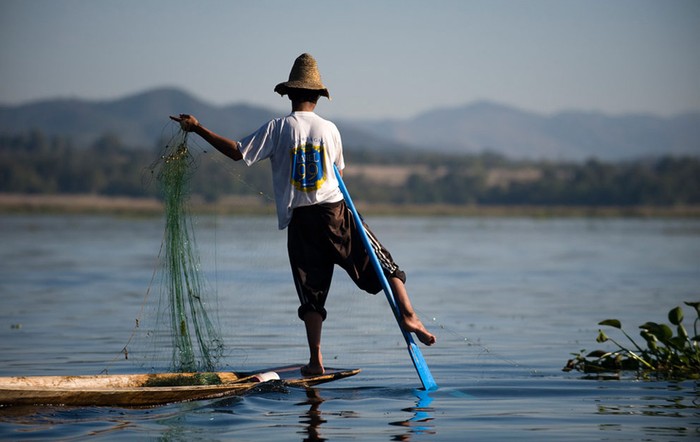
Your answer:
[274,53,330,99]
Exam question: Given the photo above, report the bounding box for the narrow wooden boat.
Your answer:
[0,365,360,407]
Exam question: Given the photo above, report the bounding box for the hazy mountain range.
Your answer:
[1,87,698,161]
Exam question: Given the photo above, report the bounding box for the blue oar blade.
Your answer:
[409,342,438,391]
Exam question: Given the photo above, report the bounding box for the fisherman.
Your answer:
[171,53,435,375]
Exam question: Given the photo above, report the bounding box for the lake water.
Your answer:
[1,213,699,440]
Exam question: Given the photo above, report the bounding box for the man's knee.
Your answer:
[298,303,327,321]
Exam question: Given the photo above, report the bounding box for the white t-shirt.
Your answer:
[238,111,345,229]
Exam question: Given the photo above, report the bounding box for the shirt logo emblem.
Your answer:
[290,142,326,191]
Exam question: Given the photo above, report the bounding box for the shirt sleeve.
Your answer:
[238,119,280,166]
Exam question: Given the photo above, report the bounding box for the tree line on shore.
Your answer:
[1,130,699,207]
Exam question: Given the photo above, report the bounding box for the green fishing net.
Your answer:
[148,130,224,372]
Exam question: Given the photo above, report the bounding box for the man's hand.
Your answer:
[169,114,199,132]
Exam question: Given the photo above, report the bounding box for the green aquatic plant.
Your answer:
[564,301,700,380]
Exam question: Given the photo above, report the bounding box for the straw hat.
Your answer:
[274,53,330,99]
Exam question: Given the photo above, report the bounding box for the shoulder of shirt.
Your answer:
[287,112,338,126]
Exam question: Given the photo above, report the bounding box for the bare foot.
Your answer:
[387,277,436,346]
[402,315,436,346]
[301,363,325,376]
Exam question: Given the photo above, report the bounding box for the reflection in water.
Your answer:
[297,388,327,442]
[593,381,700,438]
[296,388,436,442]
[389,389,436,441]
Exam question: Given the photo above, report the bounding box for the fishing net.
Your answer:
[146,129,224,372]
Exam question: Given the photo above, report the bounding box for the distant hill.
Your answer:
[352,101,700,160]
[1,87,698,160]
[0,88,281,149]
[0,87,407,153]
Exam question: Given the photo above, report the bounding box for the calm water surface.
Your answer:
[1,214,699,441]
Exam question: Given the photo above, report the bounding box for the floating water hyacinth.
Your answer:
[151,130,224,372]
[563,302,700,380]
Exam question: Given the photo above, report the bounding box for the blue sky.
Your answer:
[1,0,699,119]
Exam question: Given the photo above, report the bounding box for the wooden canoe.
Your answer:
[0,365,360,407]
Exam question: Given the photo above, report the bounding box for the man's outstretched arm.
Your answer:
[170,114,243,161]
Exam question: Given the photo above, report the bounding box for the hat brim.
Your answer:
[274,82,330,99]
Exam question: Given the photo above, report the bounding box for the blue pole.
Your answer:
[334,165,437,391]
